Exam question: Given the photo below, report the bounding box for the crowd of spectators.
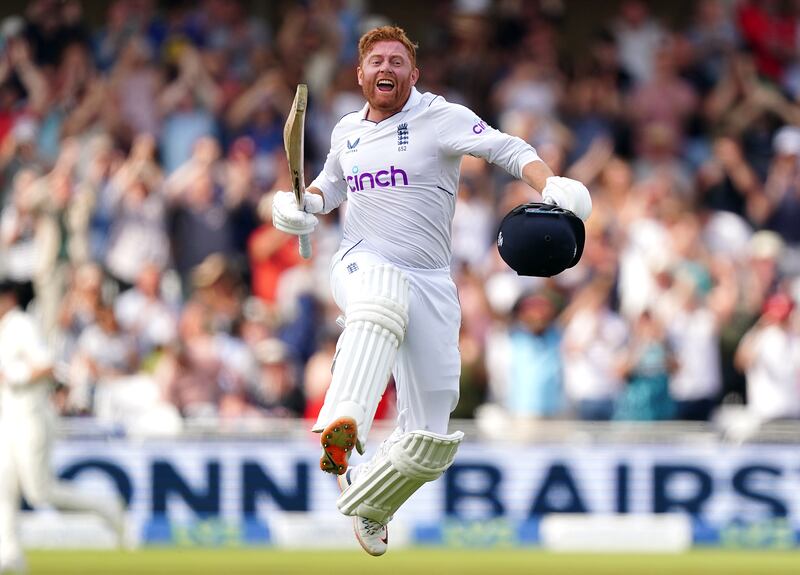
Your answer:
[0,0,799,435]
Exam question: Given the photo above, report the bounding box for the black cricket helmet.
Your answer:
[497,202,585,277]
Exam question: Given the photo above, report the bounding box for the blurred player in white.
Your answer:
[0,281,125,574]
[272,26,591,556]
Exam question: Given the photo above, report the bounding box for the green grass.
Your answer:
[26,548,800,575]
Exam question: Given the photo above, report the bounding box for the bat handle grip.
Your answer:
[299,233,312,259]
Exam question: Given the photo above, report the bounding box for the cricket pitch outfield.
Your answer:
[26,548,800,575]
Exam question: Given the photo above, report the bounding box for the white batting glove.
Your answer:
[542,176,592,221]
[300,191,324,214]
[272,191,324,236]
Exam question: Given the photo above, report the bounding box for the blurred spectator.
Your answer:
[168,160,237,290]
[273,267,321,365]
[0,168,40,308]
[222,136,261,212]
[451,157,495,269]
[225,69,289,160]
[611,0,666,85]
[0,35,49,169]
[58,43,112,142]
[561,64,620,170]
[627,36,699,167]
[248,191,303,306]
[562,278,628,421]
[104,161,168,289]
[0,34,49,141]
[69,134,119,264]
[158,45,221,173]
[740,231,785,316]
[93,1,139,73]
[55,262,103,353]
[696,134,759,218]
[445,8,496,117]
[758,126,800,248]
[495,289,564,418]
[735,0,794,83]
[24,143,83,334]
[213,329,259,421]
[157,301,223,419]
[686,0,739,87]
[108,35,161,138]
[68,304,138,413]
[735,292,800,420]
[202,0,270,84]
[24,0,90,68]
[492,54,564,149]
[114,262,177,359]
[614,310,677,421]
[452,261,492,418]
[453,321,489,419]
[704,50,800,173]
[237,296,275,348]
[660,260,733,420]
[0,116,44,194]
[190,253,243,333]
[303,325,338,422]
[616,174,675,319]
[244,338,304,418]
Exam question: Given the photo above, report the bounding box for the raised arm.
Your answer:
[432,101,592,220]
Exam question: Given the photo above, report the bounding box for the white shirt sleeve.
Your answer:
[309,123,348,214]
[16,312,52,370]
[2,311,52,385]
[430,100,541,180]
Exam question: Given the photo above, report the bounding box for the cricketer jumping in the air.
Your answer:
[272,25,591,556]
[0,281,126,574]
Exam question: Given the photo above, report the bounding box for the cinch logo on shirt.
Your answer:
[472,119,488,134]
[346,166,409,192]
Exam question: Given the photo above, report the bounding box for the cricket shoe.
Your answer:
[319,416,357,475]
[337,467,388,557]
[352,516,388,557]
[336,445,389,557]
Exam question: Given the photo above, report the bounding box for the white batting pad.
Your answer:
[336,429,463,524]
[313,264,410,448]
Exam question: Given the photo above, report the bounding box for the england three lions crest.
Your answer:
[397,123,409,151]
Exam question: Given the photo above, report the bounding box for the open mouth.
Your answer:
[376,78,395,92]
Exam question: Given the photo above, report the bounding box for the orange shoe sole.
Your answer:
[320,416,357,475]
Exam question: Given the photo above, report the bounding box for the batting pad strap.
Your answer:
[336,430,463,524]
[390,435,458,481]
[346,299,408,342]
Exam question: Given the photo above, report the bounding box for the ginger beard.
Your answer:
[358,40,419,120]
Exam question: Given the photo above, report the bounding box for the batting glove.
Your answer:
[542,176,592,222]
[272,190,323,235]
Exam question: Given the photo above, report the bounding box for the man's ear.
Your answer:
[357,66,364,86]
[411,67,419,86]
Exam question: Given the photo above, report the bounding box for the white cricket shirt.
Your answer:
[0,308,54,417]
[745,324,800,420]
[310,88,540,269]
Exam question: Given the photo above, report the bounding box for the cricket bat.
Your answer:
[284,84,312,259]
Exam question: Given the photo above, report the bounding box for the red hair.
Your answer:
[358,25,418,67]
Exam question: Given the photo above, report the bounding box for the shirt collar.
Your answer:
[361,87,422,122]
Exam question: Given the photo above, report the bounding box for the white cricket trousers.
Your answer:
[329,247,462,436]
[0,406,116,563]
